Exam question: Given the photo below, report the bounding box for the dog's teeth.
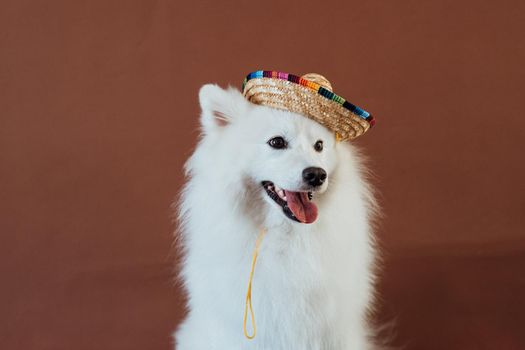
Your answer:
[278,189,285,199]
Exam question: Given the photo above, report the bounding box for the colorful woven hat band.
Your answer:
[241,70,375,141]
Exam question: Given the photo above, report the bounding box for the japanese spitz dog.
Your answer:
[174,83,379,349]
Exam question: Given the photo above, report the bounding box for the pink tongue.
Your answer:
[284,190,318,224]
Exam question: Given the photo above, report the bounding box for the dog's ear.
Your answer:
[198,84,249,133]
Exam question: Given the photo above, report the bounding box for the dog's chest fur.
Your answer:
[176,179,375,349]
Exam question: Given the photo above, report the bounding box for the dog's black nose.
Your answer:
[302,167,327,187]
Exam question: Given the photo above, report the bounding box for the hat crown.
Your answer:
[301,73,333,92]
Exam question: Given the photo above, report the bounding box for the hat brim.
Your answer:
[242,72,374,141]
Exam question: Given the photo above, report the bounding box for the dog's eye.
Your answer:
[314,140,323,152]
[268,136,288,149]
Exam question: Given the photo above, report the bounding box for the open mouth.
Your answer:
[262,181,318,224]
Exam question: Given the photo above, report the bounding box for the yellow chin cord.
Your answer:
[243,228,267,340]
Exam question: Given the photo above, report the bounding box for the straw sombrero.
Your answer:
[242,70,375,141]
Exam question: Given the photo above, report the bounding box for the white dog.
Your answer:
[174,83,379,349]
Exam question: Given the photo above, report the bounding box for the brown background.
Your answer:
[1,0,524,349]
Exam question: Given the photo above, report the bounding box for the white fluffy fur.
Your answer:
[174,84,379,349]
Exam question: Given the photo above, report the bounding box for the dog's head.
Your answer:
[196,84,341,225]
